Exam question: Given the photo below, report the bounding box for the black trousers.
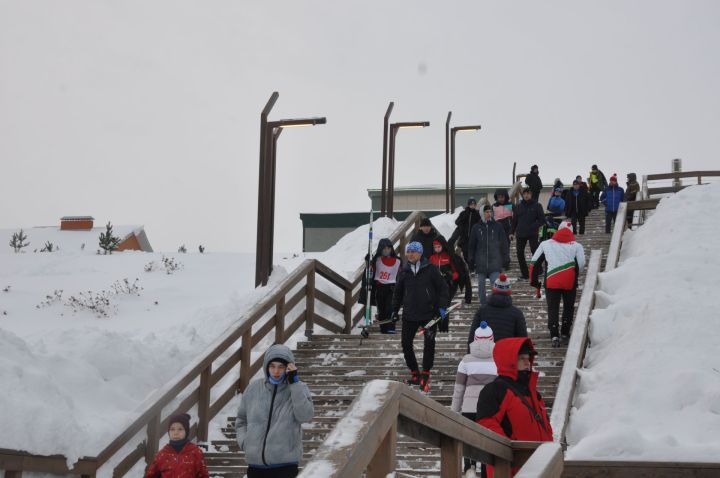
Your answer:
[570,214,586,235]
[605,211,618,233]
[375,283,395,333]
[516,236,539,279]
[247,465,299,478]
[546,288,577,338]
[401,319,436,372]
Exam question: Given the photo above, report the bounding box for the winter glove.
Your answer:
[452,271,459,281]
[286,369,299,384]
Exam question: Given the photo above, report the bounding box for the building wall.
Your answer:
[61,220,93,230]
[304,227,357,252]
[117,233,143,252]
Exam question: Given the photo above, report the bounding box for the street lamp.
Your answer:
[449,123,481,211]
[387,121,430,218]
[255,92,326,287]
[380,102,394,216]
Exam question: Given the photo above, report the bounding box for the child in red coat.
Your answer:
[145,413,209,478]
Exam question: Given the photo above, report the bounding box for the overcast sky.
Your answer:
[2,1,719,253]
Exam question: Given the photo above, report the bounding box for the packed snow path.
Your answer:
[205,210,611,477]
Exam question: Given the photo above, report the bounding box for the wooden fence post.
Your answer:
[343,288,352,333]
[4,472,22,478]
[145,413,161,465]
[440,435,462,478]
[493,457,512,478]
[305,270,315,337]
[275,296,286,343]
[367,420,397,478]
[239,329,252,392]
[196,364,212,443]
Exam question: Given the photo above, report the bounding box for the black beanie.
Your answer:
[168,413,191,436]
[419,218,432,227]
[518,341,537,357]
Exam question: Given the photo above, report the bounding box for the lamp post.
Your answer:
[255,92,326,287]
[380,102,394,216]
[445,112,452,213]
[387,121,430,218]
[449,124,482,211]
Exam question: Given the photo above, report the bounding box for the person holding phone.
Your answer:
[235,344,314,478]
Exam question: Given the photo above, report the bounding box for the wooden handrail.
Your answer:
[645,170,720,181]
[549,250,602,447]
[2,212,426,477]
[300,380,561,478]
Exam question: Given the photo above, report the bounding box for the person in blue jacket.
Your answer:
[547,188,566,217]
[600,174,625,233]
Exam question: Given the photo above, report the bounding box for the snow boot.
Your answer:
[561,334,570,346]
[551,337,561,348]
[405,370,420,386]
[420,370,431,392]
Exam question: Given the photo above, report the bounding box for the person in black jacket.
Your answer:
[392,241,450,391]
[510,187,545,280]
[525,165,543,202]
[454,197,481,263]
[565,180,591,235]
[410,218,444,260]
[467,274,527,351]
[468,205,509,306]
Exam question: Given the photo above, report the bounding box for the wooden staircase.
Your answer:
[205,210,612,477]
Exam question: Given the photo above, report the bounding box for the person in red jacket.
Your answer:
[429,238,460,332]
[476,338,553,478]
[145,413,209,478]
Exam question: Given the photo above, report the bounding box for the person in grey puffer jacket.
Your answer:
[235,344,314,478]
[451,321,497,476]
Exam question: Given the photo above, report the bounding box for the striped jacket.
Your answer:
[529,228,586,290]
[451,340,497,414]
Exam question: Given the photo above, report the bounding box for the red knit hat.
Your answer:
[610,174,618,183]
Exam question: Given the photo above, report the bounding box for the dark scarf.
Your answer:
[169,438,189,453]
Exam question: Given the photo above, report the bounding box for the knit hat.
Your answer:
[482,205,492,212]
[419,218,432,227]
[492,273,512,295]
[554,187,563,193]
[518,341,538,357]
[610,174,618,183]
[467,197,477,206]
[474,321,494,341]
[168,413,191,436]
[432,240,442,249]
[572,179,580,186]
[558,220,573,231]
[406,241,423,254]
[531,164,538,172]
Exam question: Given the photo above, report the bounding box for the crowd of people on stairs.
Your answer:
[144,164,634,478]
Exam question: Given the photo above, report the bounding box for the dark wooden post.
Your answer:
[343,288,353,333]
[440,435,462,478]
[445,111,452,213]
[275,296,286,343]
[4,471,22,478]
[493,457,512,478]
[196,365,212,443]
[239,329,252,392]
[145,413,161,465]
[305,270,315,337]
[381,102,394,216]
[255,92,279,287]
[367,421,397,478]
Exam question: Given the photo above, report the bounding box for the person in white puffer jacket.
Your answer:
[451,322,497,477]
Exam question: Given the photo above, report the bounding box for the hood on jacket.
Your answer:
[493,337,536,381]
[627,172,637,182]
[431,235,451,254]
[493,188,510,202]
[470,338,494,359]
[263,344,295,378]
[374,238,398,259]
[402,256,429,272]
[552,228,575,244]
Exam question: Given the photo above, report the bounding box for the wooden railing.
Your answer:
[1,211,426,477]
[298,380,563,478]
[644,170,720,196]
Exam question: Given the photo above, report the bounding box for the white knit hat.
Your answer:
[558,220,573,232]
[474,321,494,342]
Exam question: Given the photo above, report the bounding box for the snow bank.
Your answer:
[566,183,720,461]
[0,217,402,467]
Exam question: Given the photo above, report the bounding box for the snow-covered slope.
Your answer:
[0,216,399,465]
[566,183,720,461]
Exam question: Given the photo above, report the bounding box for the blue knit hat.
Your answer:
[406,241,423,255]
